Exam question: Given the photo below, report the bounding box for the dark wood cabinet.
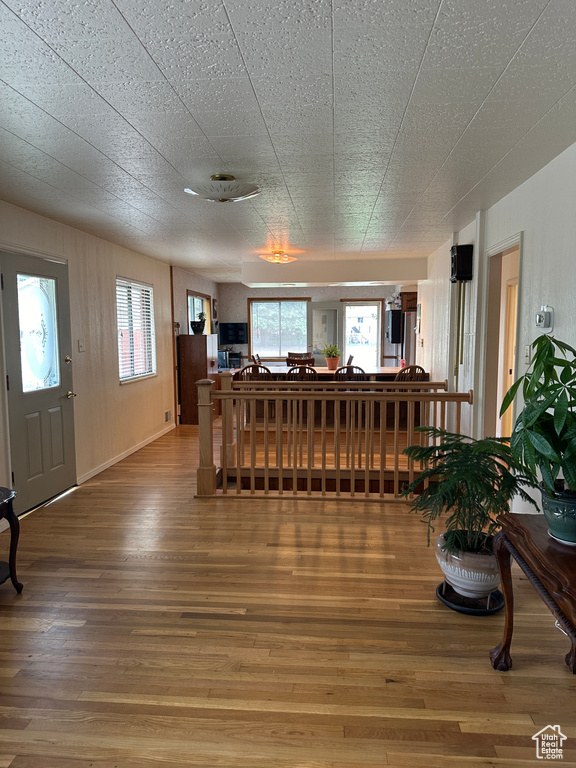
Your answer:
[178,334,219,424]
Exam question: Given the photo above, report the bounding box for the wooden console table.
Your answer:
[490,513,576,673]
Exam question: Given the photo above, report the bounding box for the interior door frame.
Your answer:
[341,300,382,369]
[478,233,523,438]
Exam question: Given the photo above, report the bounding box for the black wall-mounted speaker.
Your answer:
[450,244,473,283]
[387,309,403,344]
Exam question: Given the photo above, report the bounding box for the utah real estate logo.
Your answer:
[532,725,567,760]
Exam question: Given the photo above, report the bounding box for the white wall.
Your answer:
[419,140,576,439]
[0,201,174,486]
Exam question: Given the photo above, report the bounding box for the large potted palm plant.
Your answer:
[500,335,576,543]
[402,427,536,611]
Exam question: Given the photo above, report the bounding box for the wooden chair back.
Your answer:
[394,364,426,382]
[333,365,366,381]
[286,355,315,366]
[286,365,318,381]
[237,364,271,381]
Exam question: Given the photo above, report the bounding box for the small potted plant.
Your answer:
[190,311,206,335]
[402,427,536,609]
[321,343,341,370]
[500,335,576,543]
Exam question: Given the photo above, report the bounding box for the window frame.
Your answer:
[187,290,212,334]
[116,276,157,383]
[248,297,310,360]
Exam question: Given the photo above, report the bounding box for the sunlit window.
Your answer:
[249,299,308,358]
[116,277,156,381]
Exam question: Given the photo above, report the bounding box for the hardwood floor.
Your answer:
[0,425,574,767]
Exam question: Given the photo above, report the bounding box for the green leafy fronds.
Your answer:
[501,335,576,494]
[402,427,537,553]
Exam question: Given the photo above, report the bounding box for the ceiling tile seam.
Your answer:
[359,0,445,255]
[0,157,161,236]
[108,0,246,181]
[0,113,198,228]
[388,0,556,243]
[441,77,576,222]
[4,0,235,213]
[220,0,314,254]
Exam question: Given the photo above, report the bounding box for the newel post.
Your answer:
[196,379,216,496]
[219,371,236,468]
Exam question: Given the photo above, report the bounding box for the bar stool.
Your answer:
[0,488,23,593]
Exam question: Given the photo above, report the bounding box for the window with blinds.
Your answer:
[116,277,156,381]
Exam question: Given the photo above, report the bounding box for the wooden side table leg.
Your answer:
[490,531,513,671]
[6,500,23,594]
[566,643,576,674]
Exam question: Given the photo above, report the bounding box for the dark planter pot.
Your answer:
[190,321,205,335]
[540,483,576,543]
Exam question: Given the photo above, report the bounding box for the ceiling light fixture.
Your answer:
[184,174,260,202]
[258,251,297,264]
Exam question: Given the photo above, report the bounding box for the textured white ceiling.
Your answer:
[1,0,575,284]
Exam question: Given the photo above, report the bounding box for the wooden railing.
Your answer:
[196,372,473,500]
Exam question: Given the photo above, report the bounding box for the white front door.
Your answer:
[1,252,76,514]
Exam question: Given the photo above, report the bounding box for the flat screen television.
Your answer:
[219,322,248,345]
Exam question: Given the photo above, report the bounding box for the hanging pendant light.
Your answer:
[258,251,297,264]
[184,174,260,202]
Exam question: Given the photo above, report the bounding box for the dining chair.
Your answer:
[237,364,271,380]
[286,365,318,381]
[394,364,426,382]
[286,352,315,366]
[333,365,366,381]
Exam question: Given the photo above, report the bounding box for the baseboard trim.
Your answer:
[77,423,176,484]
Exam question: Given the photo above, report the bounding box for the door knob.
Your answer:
[64,355,72,364]
[66,391,77,399]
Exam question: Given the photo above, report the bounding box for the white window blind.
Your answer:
[116,277,156,381]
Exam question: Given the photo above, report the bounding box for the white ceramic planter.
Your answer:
[435,533,500,599]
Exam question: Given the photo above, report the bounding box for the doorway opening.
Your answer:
[483,245,520,437]
[343,303,381,370]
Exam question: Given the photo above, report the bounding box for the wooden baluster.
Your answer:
[276,393,283,495]
[379,397,386,497]
[364,398,370,497]
[263,391,270,494]
[321,396,327,496]
[292,395,298,495]
[220,372,235,495]
[249,393,257,494]
[307,396,313,495]
[393,399,400,496]
[196,379,216,496]
[335,397,341,496]
[236,397,243,494]
[350,397,356,497]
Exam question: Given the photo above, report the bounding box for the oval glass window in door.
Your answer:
[17,274,60,392]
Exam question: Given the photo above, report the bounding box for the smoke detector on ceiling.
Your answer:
[184,174,260,202]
